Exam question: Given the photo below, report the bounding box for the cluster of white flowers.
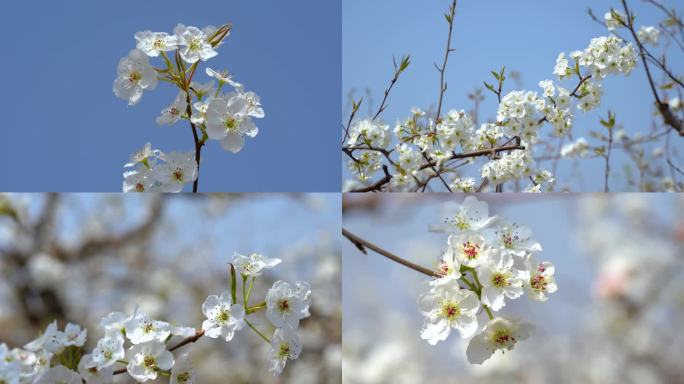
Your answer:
[344,34,637,192]
[0,253,311,383]
[115,23,264,192]
[418,196,557,364]
[560,137,591,158]
[123,143,197,192]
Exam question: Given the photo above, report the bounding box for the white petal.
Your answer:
[221,133,245,153]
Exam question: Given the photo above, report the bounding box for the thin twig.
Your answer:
[435,0,458,122]
[342,228,438,277]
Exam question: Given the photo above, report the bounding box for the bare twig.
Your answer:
[435,0,458,122]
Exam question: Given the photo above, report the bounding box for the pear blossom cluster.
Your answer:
[344,34,637,192]
[123,143,197,192]
[418,196,557,364]
[0,252,311,382]
[114,23,264,192]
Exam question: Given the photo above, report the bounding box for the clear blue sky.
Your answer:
[343,0,684,191]
[0,0,341,192]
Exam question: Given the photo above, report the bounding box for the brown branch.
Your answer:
[342,228,438,278]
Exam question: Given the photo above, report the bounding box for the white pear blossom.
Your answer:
[483,220,542,257]
[35,365,82,384]
[267,327,302,376]
[561,137,591,158]
[174,24,217,63]
[525,256,558,301]
[62,323,86,347]
[478,251,526,311]
[78,354,114,384]
[206,67,242,88]
[135,31,178,57]
[124,166,158,193]
[24,321,65,354]
[266,281,312,329]
[637,25,660,46]
[156,92,188,126]
[430,196,496,234]
[100,311,130,333]
[124,307,171,344]
[91,330,125,369]
[126,341,175,382]
[170,353,195,384]
[432,246,461,286]
[447,232,490,268]
[418,284,480,344]
[466,317,533,364]
[201,291,245,341]
[152,152,198,192]
[205,95,259,153]
[113,49,158,106]
[232,252,282,276]
[347,118,391,148]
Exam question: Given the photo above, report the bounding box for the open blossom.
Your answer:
[637,25,660,46]
[604,10,626,30]
[126,341,175,382]
[205,95,259,153]
[24,321,65,354]
[135,31,178,57]
[430,196,496,234]
[206,67,241,88]
[466,317,533,364]
[174,24,217,63]
[448,232,490,268]
[347,118,391,148]
[124,307,171,344]
[418,284,480,344]
[553,52,571,79]
[91,330,125,369]
[432,246,461,286]
[201,291,245,341]
[478,251,526,311]
[35,365,82,384]
[113,49,158,106]
[267,327,302,376]
[232,252,281,276]
[525,256,558,301]
[266,281,312,329]
[560,137,590,158]
[156,92,188,126]
[483,220,542,257]
[62,323,87,347]
[170,353,195,384]
[78,353,114,384]
[152,152,198,192]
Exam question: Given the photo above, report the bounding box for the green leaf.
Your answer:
[491,71,500,81]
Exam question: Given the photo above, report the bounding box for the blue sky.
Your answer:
[343,0,684,191]
[0,0,341,192]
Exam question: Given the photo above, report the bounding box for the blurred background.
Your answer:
[0,193,341,383]
[342,193,684,384]
[343,0,684,191]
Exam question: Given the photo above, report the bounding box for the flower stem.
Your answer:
[244,318,271,344]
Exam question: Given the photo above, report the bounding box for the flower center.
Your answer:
[153,38,165,49]
[277,343,291,359]
[278,299,290,313]
[104,350,113,360]
[461,242,480,260]
[217,309,230,324]
[452,214,470,230]
[143,355,157,369]
[173,168,184,182]
[530,274,548,291]
[128,70,141,83]
[143,322,154,334]
[135,183,145,192]
[189,38,201,52]
[224,117,238,132]
[490,328,517,351]
[491,272,509,288]
[177,372,191,382]
[440,301,461,321]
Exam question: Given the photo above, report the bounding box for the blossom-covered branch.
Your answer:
[344,197,558,365]
[115,23,265,193]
